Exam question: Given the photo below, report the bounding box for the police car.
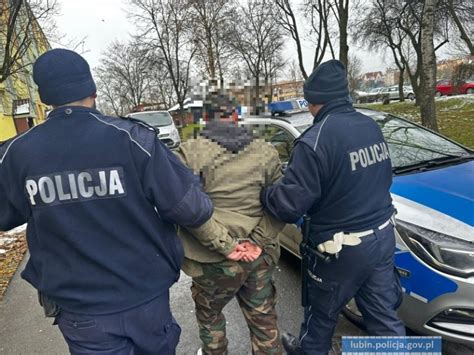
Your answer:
[240,100,474,346]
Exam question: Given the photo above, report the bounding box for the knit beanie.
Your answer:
[33,49,96,106]
[303,59,349,104]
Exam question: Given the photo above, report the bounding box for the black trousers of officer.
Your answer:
[299,223,405,354]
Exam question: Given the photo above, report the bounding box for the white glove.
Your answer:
[317,232,362,254]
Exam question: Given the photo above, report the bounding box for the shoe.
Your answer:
[282,332,303,354]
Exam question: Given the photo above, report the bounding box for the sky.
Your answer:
[55,0,135,69]
[55,0,390,75]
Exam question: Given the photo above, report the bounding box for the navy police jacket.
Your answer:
[262,98,395,245]
[0,106,213,315]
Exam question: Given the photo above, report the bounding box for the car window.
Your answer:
[370,113,470,168]
[247,124,295,162]
[296,112,470,168]
[129,112,173,127]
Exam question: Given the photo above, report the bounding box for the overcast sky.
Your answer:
[55,0,392,75]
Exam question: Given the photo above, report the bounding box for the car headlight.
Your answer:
[428,308,474,336]
[397,221,474,278]
[170,129,180,141]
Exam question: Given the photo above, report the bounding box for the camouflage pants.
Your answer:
[191,254,282,355]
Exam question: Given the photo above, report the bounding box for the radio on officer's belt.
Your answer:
[301,215,333,264]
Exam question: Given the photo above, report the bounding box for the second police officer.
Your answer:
[261,59,405,354]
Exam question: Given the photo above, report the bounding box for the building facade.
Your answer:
[272,80,304,102]
[0,2,50,142]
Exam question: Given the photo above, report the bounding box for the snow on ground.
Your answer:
[0,225,26,252]
[435,94,474,103]
[4,225,27,236]
[436,94,474,111]
[0,238,17,246]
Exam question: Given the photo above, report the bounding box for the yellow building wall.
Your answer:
[0,114,17,141]
[0,5,50,142]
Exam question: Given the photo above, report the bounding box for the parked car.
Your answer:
[356,87,383,104]
[436,79,474,96]
[379,85,416,103]
[127,110,181,149]
[240,107,474,347]
[352,90,370,104]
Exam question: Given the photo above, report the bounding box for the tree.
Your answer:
[129,0,196,124]
[355,0,410,102]
[275,0,336,79]
[357,0,456,130]
[347,54,362,97]
[229,0,284,114]
[329,0,350,69]
[420,0,439,131]
[188,0,236,80]
[146,57,176,109]
[95,41,155,116]
[95,68,130,116]
[445,0,474,55]
[357,0,450,109]
[0,0,59,83]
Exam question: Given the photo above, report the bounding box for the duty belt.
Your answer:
[317,217,394,255]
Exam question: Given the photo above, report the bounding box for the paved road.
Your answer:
[0,252,472,354]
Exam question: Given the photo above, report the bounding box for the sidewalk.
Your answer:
[0,256,67,354]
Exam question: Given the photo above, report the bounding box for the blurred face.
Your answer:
[308,103,323,116]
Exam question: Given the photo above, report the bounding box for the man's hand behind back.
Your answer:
[226,242,262,263]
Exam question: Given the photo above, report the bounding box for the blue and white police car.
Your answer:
[241,100,474,346]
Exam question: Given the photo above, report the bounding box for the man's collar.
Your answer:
[313,97,354,123]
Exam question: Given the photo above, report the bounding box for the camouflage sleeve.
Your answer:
[248,211,284,250]
[185,218,237,256]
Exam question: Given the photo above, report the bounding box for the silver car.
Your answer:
[240,109,474,346]
[379,86,415,102]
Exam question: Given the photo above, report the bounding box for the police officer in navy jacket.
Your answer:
[261,60,405,354]
[0,49,213,354]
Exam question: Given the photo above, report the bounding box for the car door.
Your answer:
[437,80,453,95]
[389,87,399,100]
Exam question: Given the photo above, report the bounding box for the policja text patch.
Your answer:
[25,167,126,207]
[349,142,390,171]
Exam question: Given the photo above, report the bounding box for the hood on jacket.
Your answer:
[200,121,254,153]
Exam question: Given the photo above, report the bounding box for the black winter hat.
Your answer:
[33,49,96,106]
[303,59,349,104]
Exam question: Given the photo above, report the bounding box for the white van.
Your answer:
[127,111,181,149]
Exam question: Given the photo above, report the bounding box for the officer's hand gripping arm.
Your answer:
[261,143,323,223]
[250,149,285,249]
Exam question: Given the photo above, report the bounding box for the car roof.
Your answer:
[129,111,169,114]
[242,107,385,126]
